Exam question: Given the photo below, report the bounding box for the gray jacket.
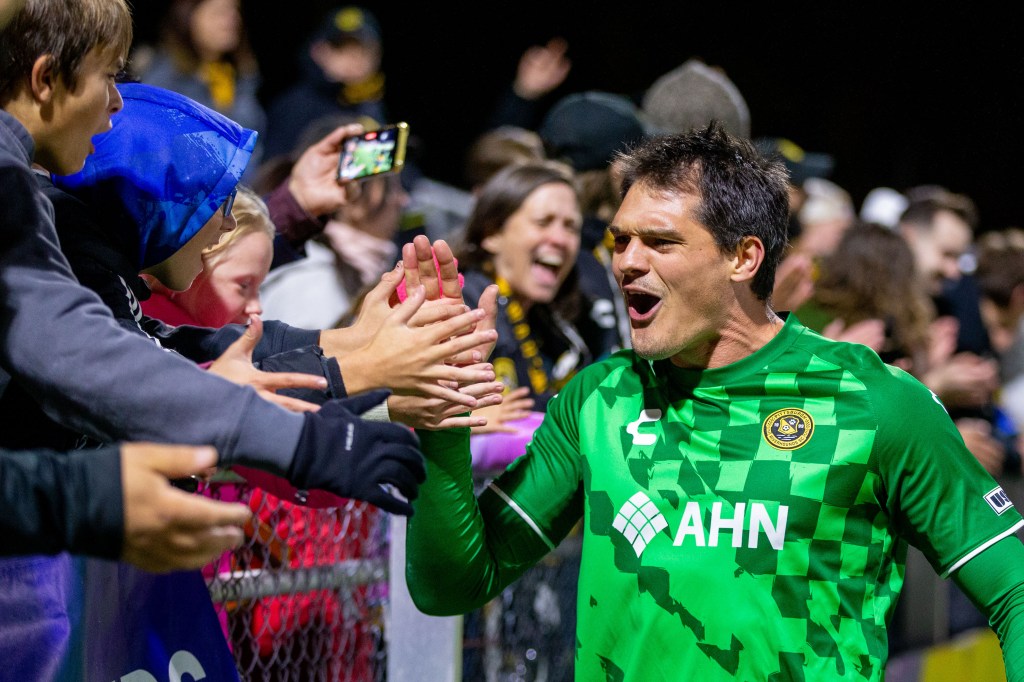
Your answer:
[0,109,303,478]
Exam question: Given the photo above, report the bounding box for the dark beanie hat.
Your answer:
[539,91,648,172]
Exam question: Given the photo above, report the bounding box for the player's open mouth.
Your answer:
[626,291,661,322]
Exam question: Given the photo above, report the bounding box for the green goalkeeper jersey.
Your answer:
[408,314,1023,681]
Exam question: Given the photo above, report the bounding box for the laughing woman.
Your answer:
[454,160,592,416]
[451,159,592,681]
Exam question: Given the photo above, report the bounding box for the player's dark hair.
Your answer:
[615,120,790,301]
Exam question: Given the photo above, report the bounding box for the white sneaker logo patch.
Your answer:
[626,409,662,446]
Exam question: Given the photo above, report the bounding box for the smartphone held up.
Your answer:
[337,122,409,182]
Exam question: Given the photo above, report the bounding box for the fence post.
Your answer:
[387,515,462,681]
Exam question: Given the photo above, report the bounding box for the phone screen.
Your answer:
[337,123,409,182]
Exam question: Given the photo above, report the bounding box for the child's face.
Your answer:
[183,231,273,328]
[39,46,123,175]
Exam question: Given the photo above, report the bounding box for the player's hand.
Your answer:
[120,443,251,573]
[208,315,325,413]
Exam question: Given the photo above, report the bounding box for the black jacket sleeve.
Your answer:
[0,446,123,559]
[255,345,347,404]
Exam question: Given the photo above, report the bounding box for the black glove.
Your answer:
[289,390,426,516]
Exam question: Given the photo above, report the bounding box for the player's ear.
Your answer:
[730,235,764,285]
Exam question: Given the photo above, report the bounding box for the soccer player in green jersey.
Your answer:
[403,122,1024,681]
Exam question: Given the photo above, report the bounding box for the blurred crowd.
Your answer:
[4,0,1023,679]
[128,0,1024,669]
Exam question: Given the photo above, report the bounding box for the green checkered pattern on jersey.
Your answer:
[576,335,899,680]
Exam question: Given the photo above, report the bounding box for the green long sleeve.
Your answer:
[404,428,551,616]
[953,535,1024,682]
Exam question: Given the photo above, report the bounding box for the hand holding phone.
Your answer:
[337,122,409,182]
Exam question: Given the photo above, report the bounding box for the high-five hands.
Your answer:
[208,315,326,412]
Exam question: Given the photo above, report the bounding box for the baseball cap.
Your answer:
[539,91,649,172]
[315,6,381,46]
[754,137,834,185]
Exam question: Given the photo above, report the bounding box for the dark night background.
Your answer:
[131,3,1024,231]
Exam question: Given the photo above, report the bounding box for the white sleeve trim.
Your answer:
[941,519,1024,578]
[486,481,556,551]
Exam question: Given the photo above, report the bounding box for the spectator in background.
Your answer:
[797,220,934,374]
[133,0,266,173]
[976,228,1024,447]
[485,37,573,132]
[758,136,845,314]
[897,191,1001,416]
[454,160,590,417]
[262,6,387,160]
[897,190,1013,485]
[641,57,751,139]
[539,90,651,360]
[899,187,992,353]
[260,146,410,330]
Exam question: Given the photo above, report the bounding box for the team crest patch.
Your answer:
[763,408,814,450]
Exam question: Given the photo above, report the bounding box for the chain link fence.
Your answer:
[197,471,581,681]
[201,476,389,681]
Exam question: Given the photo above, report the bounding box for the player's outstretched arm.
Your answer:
[954,536,1024,681]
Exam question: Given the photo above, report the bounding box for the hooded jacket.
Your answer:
[43,84,341,420]
[0,84,312,474]
[55,82,257,272]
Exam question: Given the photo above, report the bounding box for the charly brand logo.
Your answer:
[626,409,662,446]
[985,486,1014,515]
[613,491,789,558]
[763,408,814,450]
[613,491,668,557]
